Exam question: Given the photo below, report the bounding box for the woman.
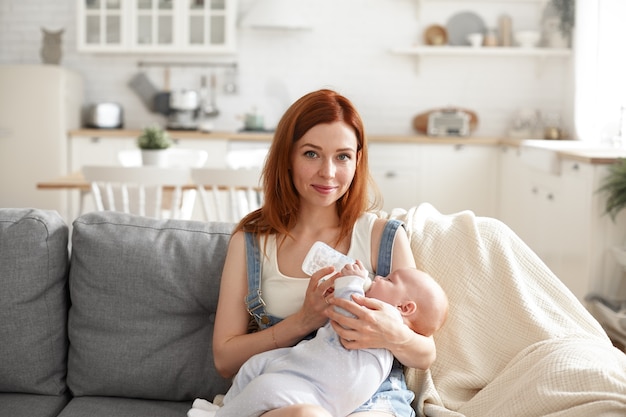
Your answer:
[213,89,436,417]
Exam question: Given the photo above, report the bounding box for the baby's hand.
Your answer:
[340,259,368,279]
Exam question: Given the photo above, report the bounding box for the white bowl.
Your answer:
[514,30,540,48]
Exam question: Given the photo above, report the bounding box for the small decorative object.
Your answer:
[137,126,172,166]
[40,28,64,65]
[598,159,626,221]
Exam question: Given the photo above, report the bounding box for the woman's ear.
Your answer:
[398,301,417,316]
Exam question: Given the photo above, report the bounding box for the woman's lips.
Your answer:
[312,184,337,194]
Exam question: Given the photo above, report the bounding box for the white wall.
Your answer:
[0,0,573,137]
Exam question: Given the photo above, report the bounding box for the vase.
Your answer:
[141,149,168,166]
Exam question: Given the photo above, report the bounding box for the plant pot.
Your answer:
[141,149,168,166]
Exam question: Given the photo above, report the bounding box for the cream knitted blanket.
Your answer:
[382,204,626,417]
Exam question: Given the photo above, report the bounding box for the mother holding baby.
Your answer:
[212,89,436,417]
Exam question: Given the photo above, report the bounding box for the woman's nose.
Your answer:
[319,159,336,178]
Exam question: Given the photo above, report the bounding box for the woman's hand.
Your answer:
[327,294,436,370]
[294,266,339,334]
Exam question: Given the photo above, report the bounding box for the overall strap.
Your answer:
[244,232,281,329]
[376,219,404,277]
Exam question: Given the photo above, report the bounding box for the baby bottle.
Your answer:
[302,241,373,290]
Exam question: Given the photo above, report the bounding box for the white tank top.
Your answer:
[260,212,377,318]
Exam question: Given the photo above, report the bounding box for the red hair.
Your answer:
[236,89,381,244]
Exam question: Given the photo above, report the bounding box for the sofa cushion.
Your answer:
[67,212,233,401]
[57,396,190,417]
[0,392,70,417]
[0,208,69,395]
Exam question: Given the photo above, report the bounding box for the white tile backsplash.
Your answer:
[0,0,574,137]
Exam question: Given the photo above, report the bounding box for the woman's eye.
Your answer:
[337,153,352,161]
[304,150,318,158]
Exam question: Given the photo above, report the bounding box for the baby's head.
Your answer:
[365,268,448,336]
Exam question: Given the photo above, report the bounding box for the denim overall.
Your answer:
[243,218,415,417]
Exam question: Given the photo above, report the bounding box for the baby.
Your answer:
[188,263,448,417]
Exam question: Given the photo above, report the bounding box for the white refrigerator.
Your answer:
[0,65,83,221]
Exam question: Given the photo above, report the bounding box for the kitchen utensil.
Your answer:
[128,72,158,112]
[243,109,265,131]
[202,73,220,117]
[85,102,124,129]
[167,89,199,131]
[423,24,448,46]
[446,11,486,46]
[413,107,478,135]
[169,89,199,111]
[498,15,513,46]
[467,32,484,47]
[153,67,171,116]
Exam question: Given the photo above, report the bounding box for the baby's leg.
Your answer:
[218,373,322,417]
[223,348,291,403]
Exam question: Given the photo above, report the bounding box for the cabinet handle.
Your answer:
[547,193,554,201]
[385,171,397,178]
[90,136,101,144]
[454,144,465,151]
[572,163,579,171]
[532,187,538,194]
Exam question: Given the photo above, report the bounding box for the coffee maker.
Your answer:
[167,89,199,130]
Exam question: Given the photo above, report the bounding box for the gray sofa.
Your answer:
[2,207,626,417]
[0,208,233,417]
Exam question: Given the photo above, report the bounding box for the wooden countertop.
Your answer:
[68,129,501,145]
[68,129,626,165]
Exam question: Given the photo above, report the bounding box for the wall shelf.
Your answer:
[390,46,571,58]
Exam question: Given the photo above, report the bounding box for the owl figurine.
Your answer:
[40,28,64,65]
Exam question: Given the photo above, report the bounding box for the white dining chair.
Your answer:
[82,165,195,220]
[191,168,263,222]
[117,148,209,168]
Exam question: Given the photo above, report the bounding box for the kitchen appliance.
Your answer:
[167,89,199,130]
[85,102,123,128]
[428,109,472,136]
[0,65,83,220]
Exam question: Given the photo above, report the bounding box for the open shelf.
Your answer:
[390,46,571,57]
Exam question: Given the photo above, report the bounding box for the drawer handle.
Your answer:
[385,171,397,178]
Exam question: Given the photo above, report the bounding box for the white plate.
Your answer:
[446,11,487,46]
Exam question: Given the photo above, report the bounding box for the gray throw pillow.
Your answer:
[67,212,233,401]
[0,208,69,395]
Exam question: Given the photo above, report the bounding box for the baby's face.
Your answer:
[365,270,410,306]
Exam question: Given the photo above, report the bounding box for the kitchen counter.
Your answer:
[68,129,500,145]
[69,129,626,165]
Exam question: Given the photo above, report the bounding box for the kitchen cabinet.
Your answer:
[497,145,626,302]
[369,144,421,213]
[77,0,237,53]
[369,143,497,216]
[69,135,229,171]
[419,144,498,217]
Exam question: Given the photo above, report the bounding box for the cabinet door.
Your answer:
[77,0,126,51]
[132,0,176,48]
[184,0,237,52]
[497,145,528,236]
[369,144,420,213]
[419,144,498,217]
[70,136,136,171]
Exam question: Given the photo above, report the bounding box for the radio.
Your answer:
[427,109,471,137]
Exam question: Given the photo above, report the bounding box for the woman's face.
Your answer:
[290,121,359,209]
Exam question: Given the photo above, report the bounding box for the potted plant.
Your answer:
[598,158,626,268]
[137,126,172,166]
[542,0,575,47]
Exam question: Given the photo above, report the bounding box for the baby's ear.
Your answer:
[398,301,417,316]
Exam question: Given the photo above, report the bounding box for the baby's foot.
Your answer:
[192,398,220,412]
[187,408,216,417]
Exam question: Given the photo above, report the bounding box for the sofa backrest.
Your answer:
[0,208,69,396]
[67,211,233,401]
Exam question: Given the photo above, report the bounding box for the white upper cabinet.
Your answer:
[77,0,237,53]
